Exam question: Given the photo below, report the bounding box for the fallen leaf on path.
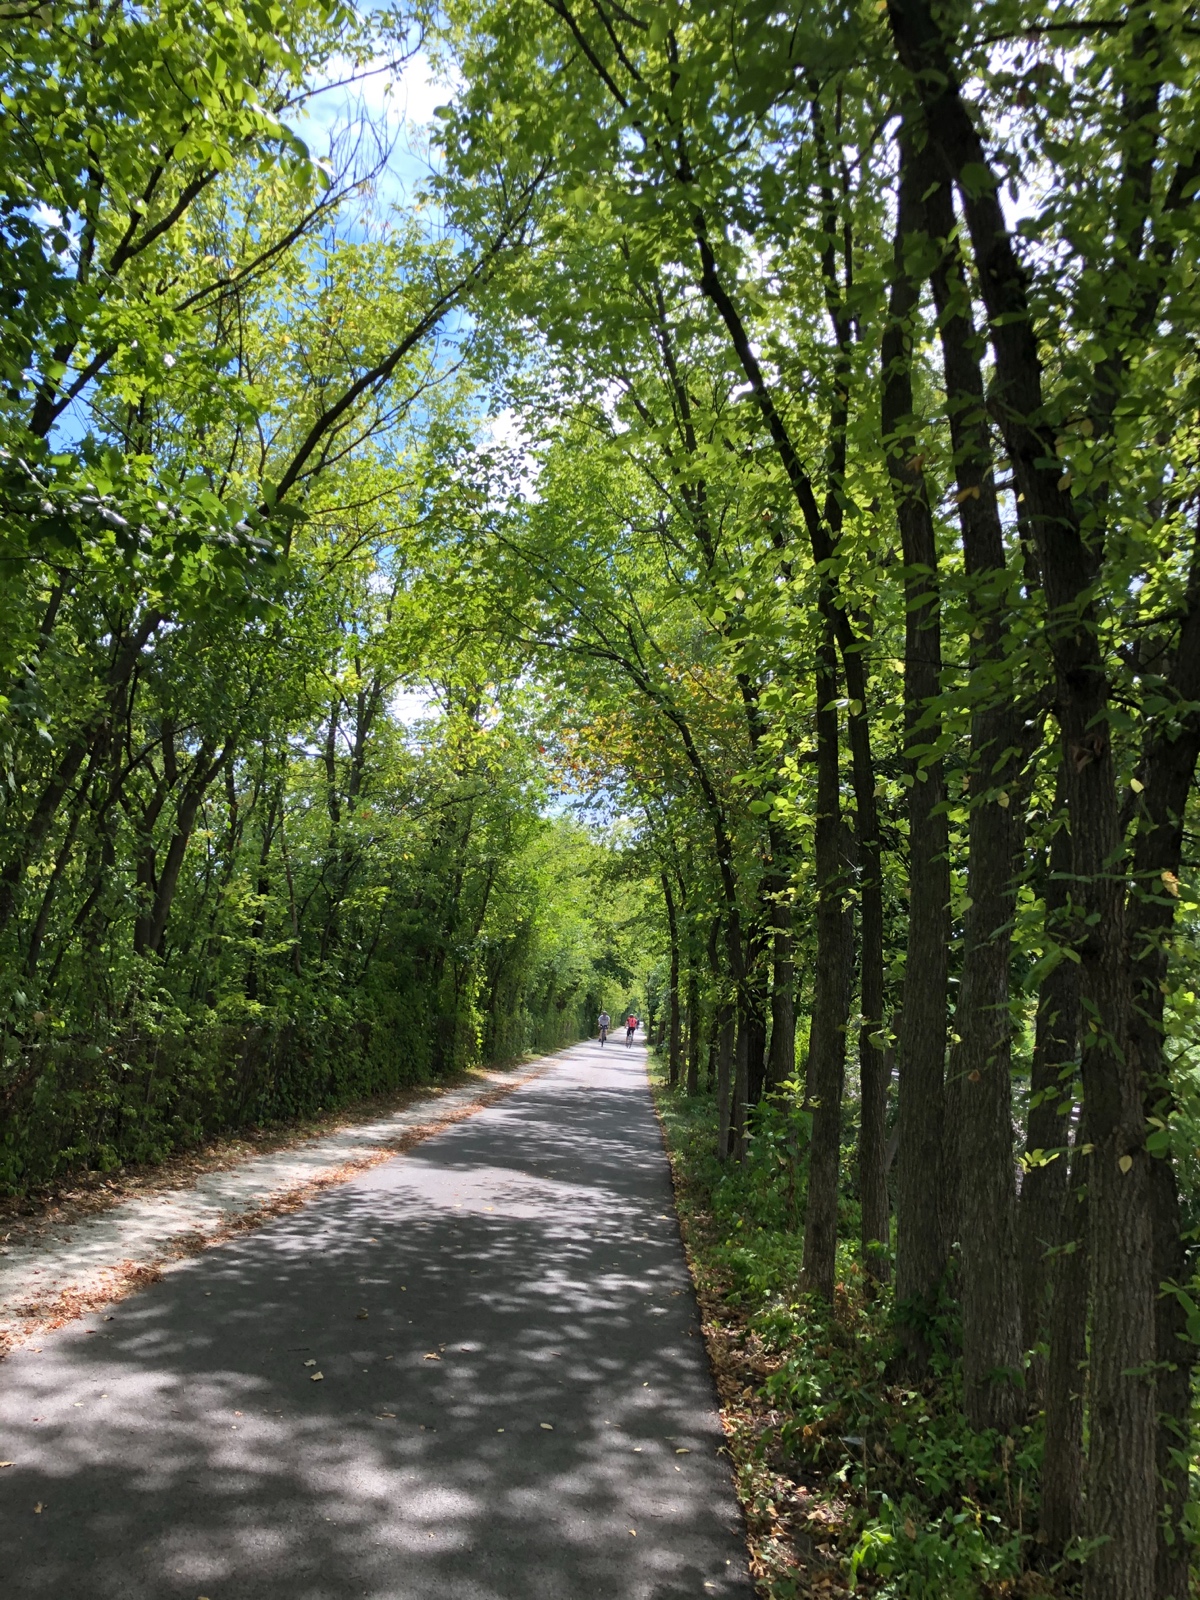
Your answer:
[629,1529,636,1536]
[676,1448,691,1454]
[310,1372,324,1382]
[0,1461,13,1467]
[303,1359,316,1367]
[424,1353,440,1361]
[33,1502,42,1513]
[356,1309,369,1319]
[377,1412,396,1419]
[540,1423,553,1430]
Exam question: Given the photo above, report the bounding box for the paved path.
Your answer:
[0,1072,520,1346]
[0,1038,753,1599]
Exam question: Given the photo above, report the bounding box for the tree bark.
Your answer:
[744,957,768,1109]
[663,871,682,1087]
[884,124,949,1317]
[766,817,796,1093]
[802,620,852,1300]
[732,998,749,1161]
[1123,573,1200,1598]
[1019,810,1079,1404]
[1040,1121,1089,1553]
[685,967,700,1095]
[887,9,1156,1582]
[716,1000,734,1162]
[924,167,1029,1436]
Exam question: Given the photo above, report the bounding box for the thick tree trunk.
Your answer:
[888,12,1158,1582]
[884,126,949,1317]
[952,778,1026,1433]
[1040,1122,1089,1553]
[1150,1156,1190,1600]
[923,167,1027,1434]
[802,622,852,1300]
[1123,637,1200,1599]
[842,686,887,1278]
[1019,811,1079,1403]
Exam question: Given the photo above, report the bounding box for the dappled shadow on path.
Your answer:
[0,1045,752,1599]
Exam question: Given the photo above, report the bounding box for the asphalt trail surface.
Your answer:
[0,1038,754,1599]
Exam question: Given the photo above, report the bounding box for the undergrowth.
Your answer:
[652,1074,1088,1599]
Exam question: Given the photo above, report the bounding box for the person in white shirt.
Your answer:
[597,1010,610,1045]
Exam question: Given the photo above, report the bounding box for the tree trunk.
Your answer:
[1040,1122,1089,1553]
[1123,631,1200,1600]
[732,969,752,1162]
[716,1001,734,1161]
[924,167,1028,1435]
[685,968,700,1095]
[1019,810,1079,1404]
[884,125,949,1312]
[663,872,682,1087]
[802,620,852,1300]
[766,826,796,1093]
[952,776,1025,1434]
[889,14,1157,1582]
[745,964,768,1109]
[139,743,236,959]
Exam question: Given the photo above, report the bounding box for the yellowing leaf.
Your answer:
[540,1422,553,1430]
[424,1353,441,1361]
[303,1359,316,1367]
[310,1371,324,1381]
[1130,777,1144,793]
[1118,1155,1133,1174]
[1161,870,1181,898]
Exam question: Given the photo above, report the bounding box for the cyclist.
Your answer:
[597,1009,610,1046]
[625,1015,637,1046]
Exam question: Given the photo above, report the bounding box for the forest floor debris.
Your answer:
[0,1056,550,1357]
